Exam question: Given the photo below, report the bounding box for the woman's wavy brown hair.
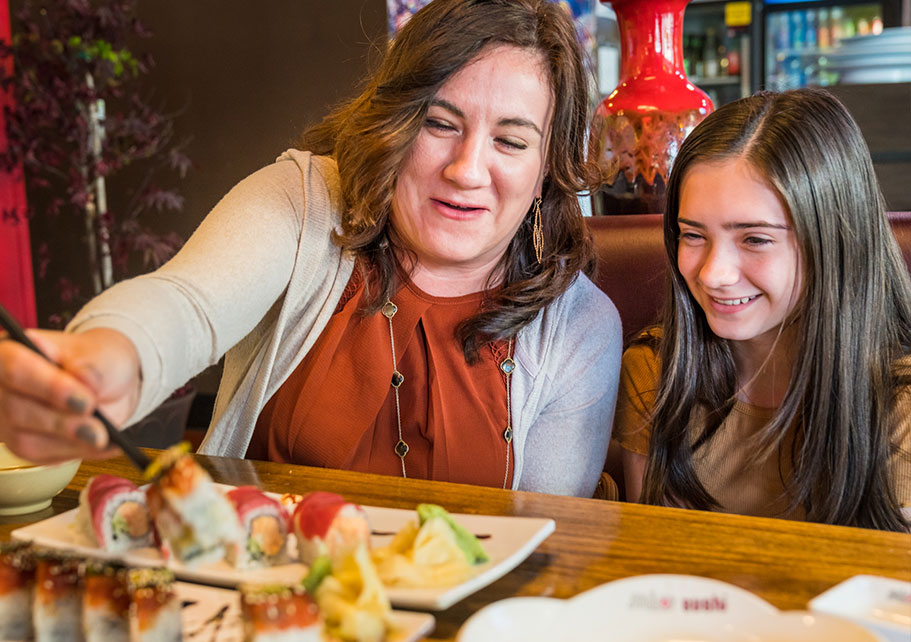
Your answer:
[302,0,598,361]
[641,88,911,531]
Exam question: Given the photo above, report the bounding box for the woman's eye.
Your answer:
[497,137,527,151]
[425,118,455,132]
[744,236,773,247]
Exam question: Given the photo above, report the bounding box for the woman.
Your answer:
[614,88,911,530]
[0,0,621,497]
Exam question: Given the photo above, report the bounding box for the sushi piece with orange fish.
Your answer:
[82,560,130,642]
[0,541,36,641]
[77,475,153,552]
[144,444,242,566]
[292,492,370,566]
[33,549,84,642]
[240,583,321,642]
[225,486,290,568]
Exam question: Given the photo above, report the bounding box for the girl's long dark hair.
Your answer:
[642,88,911,531]
[302,0,598,362]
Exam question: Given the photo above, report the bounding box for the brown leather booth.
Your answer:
[586,211,911,344]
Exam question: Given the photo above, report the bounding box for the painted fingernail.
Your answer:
[76,423,100,448]
[66,395,89,413]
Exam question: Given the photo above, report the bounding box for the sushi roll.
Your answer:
[77,475,153,552]
[33,549,84,642]
[0,541,36,642]
[128,568,181,642]
[82,560,130,642]
[239,583,321,642]
[145,444,243,565]
[292,492,370,566]
[225,486,290,568]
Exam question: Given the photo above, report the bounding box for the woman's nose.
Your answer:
[698,244,739,288]
[442,135,490,188]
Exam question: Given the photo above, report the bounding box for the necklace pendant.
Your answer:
[382,301,398,318]
[503,426,513,443]
[394,439,410,458]
[391,370,404,388]
[500,357,516,375]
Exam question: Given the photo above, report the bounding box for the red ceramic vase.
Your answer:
[590,0,713,215]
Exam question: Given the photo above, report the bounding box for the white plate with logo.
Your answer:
[457,575,882,642]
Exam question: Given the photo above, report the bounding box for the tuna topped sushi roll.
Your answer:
[145,445,243,565]
[82,560,130,642]
[78,475,153,552]
[292,492,370,566]
[240,583,321,642]
[225,486,290,569]
[33,549,84,642]
[0,541,35,642]
[128,568,181,642]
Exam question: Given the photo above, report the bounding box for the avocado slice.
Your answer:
[416,503,490,565]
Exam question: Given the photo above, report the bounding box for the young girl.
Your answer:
[614,88,911,532]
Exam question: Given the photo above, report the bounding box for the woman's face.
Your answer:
[391,45,553,292]
[676,158,803,353]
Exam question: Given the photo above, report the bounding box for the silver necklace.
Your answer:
[382,299,515,488]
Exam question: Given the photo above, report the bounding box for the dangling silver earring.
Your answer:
[532,196,544,264]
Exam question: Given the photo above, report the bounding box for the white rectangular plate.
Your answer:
[12,485,554,610]
[180,581,434,642]
[809,575,911,642]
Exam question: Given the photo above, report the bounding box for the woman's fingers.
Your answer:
[0,328,142,464]
[6,429,118,465]
[0,337,96,415]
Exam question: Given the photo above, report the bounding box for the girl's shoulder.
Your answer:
[893,353,911,377]
[621,326,664,385]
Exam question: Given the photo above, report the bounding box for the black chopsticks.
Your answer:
[0,303,151,471]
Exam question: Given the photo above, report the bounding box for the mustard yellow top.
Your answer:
[614,340,911,519]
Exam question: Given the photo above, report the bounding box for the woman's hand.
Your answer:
[0,328,141,464]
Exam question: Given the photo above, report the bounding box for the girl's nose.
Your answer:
[698,244,739,289]
[442,135,490,189]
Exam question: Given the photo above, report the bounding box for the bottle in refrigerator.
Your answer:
[817,8,831,50]
[790,10,805,50]
[704,28,719,77]
[831,7,844,46]
[805,10,818,50]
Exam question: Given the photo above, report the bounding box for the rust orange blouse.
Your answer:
[247,267,514,488]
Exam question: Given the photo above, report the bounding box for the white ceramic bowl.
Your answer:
[0,443,80,516]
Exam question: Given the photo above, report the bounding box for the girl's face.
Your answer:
[676,158,803,353]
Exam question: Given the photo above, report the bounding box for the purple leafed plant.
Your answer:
[0,0,189,327]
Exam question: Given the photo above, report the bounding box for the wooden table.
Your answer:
[2,453,909,641]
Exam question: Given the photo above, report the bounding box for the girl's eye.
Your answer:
[744,236,773,247]
[678,231,704,243]
[496,137,527,151]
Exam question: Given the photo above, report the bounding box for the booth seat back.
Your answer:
[586,211,911,344]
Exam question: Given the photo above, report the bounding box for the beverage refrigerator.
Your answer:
[761,0,904,91]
